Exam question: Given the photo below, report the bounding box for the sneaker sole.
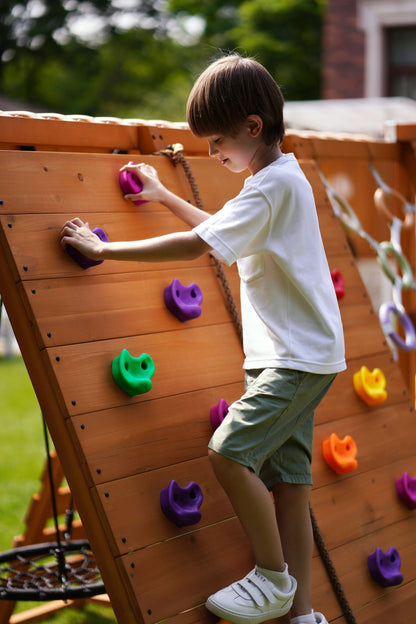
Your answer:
[205,595,293,624]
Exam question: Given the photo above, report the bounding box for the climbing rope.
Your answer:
[159,143,358,624]
[158,143,243,344]
[309,506,357,624]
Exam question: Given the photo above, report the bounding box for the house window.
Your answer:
[386,26,416,99]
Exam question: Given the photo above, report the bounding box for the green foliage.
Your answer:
[231,0,326,99]
[0,0,326,119]
[0,357,44,547]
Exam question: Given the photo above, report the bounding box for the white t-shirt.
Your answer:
[193,153,346,374]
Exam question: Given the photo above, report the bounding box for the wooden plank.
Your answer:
[70,381,244,485]
[136,125,208,155]
[0,212,211,282]
[20,266,240,348]
[313,400,414,487]
[0,151,244,217]
[0,115,208,156]
[0,151,182,215]
[285,131,400,161]
[316,351,411,425]
[311,457,416,552]
[119,519,254,624]
[316,210,353,258]
[353,579,416,623]
[315,516,416,622]
[341,302,389,360]
[384,121,416,143]
[159,605,217,624]
[42,324,244,417]
[95,456,236,556]
[0,115,141,152]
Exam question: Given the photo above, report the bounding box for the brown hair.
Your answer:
[186,53,285,145]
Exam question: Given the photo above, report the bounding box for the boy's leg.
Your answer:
[206,449,297,624]
[208,449,286,573]
[272,483,313,618]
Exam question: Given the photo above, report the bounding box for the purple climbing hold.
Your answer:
[160,480,203,527]
[164,278,203,322]
[368,546,403,587]
[66,227,108,269]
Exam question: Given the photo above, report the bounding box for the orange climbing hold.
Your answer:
[353,365,387,406]
[322,433,358,474]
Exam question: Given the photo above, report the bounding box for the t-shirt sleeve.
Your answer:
[193,185,274,266]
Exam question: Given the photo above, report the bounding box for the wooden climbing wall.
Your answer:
[0,112,416,624]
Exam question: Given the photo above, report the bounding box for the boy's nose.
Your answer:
[208,143,218,157]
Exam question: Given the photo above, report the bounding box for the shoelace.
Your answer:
[231,569,282,607]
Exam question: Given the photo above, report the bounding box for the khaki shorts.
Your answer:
[208,368,336,488]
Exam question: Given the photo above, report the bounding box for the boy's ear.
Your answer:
[246,115,263,137]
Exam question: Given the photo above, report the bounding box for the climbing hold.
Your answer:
[210,399,229,430]
[368,546,403,587]
[396,472,416,510]
[331,269,345,300]
[379,302,416,352]
[164,278,203,322]
[353,365,387,406]
[119,161,147,206]
[160,480,203,527]
[322,433,358,474]
[65,227,108,269]
[111,349,155,396]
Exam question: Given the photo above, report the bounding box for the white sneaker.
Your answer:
[206,566,297,624]
[291,612,328,624]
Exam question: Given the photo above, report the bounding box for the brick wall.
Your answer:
[322,0,365,99]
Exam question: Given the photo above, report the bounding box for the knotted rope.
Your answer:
[158,144,243,344]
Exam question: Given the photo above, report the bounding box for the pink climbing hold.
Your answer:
[331,268,345,300]
[396,472,416,510]
[119,161,147,206]
[210,398,229,430]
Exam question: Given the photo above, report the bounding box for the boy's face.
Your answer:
[203,115,278,176]
[204,119,263,175]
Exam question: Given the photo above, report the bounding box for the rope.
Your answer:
[310,505,357,624]
[42,415,68,585]
[158,144,243,344]
[159,143,357,623]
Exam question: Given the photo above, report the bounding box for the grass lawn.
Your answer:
[0,356,116,623]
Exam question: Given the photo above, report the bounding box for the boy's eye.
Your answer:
[213,137,222,144]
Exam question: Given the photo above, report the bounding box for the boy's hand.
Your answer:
[60,218,105,260]
[120,162,166,204]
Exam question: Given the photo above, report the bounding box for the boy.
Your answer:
[61,53,345,624]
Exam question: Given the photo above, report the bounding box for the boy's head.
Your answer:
[187,53,285,146]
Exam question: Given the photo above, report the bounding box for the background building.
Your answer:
[322,0,416,100]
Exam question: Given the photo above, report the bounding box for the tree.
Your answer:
[168,0,326,100]
[0,0,326,117]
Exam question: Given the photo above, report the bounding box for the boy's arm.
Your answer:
[60,218,211,263]
[121,163,210,228]
[159,187,210,227]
